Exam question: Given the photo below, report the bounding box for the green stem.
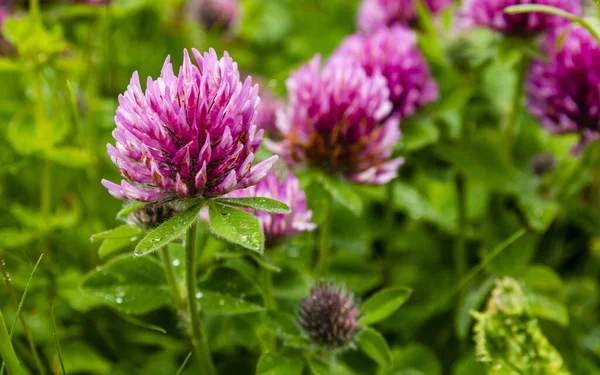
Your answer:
[160,247,184,311]
[30,0,40,17]
[185,223,216,375]
[316,201,332,276]
[454,228,528,296]
[259,266,276,311]
[504,55,530,152]
[454,174,467,282]
[0,310,27,375]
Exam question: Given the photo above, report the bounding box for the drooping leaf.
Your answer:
[81,255,170,314]
[208,202,265,253]
[91,225,143,242]
[359,286,412,325]
[384,344,443,375]
[116,201,147,220]
[357,328,392,366]
[321,174,362,215]
[256,351,304,375]
[134,202,204,256]
[196,290,264,315]
[305,356,330,375]
[214,197,290,213]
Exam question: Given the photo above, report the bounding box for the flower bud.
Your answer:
[298,282,360,348]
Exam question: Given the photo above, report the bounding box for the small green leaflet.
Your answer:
[134,203,204,256]
[208,201,265,254]
[214,197,290,213]
[359,286,412,325]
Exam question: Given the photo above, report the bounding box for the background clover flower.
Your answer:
[298,281,360,348]
[527,27,600,152]
[193,0,240,32]
[458,0,581,34]
[358,0,453,33]
[102,48,277,202]
[268,56,403,185]
[332,25,438,119]
[226,171,316,245]
[0,1,12,29]
[251,77,283,137]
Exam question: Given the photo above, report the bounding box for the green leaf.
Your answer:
[44,147,93,168]
[455,278,496,340]
[81,255,170,314]
[321,175,363,215]
[400,119,440,151]
[384,344,442,375]
[98,237,135,260]
[116,201,147,219]
[527,292,569,326]
[214,197,290,213]
[359,286,412,325]
[305,356,330,375]
[207,202,265,253]
[196,290,264,315]
[134,203,203,256]
[357,328,392,367]
[256,351,304,375]
[91,225,143,242]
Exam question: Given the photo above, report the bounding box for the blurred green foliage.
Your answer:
[0,0,600,374]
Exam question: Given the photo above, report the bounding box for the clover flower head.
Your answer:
[102,48,277,202]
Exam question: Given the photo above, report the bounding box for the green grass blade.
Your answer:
[8,254,44,338]
[175,351,192,375]
[0,310,27,375]
[51,303,67,375]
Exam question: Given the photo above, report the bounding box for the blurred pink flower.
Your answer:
[332,25,438,119]
[458,0,580,34]
[268,55,403,185]
[358,0,453,32]
[527,27,600,152]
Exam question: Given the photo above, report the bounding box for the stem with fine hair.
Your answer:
[454,174,467,284]
[160,247,184,311]
[316,199,332,276]
[185,222,216,375]
[259,266,276,311]
[504,54,530,152]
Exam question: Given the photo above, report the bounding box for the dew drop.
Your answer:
[130,237,138,242]
[172,259,180,267]
[133,250,141,257]
[115,297,123,304]
[195,292,203,299]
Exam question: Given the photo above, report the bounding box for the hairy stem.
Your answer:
[504,55,530,152]
[316,199,332,276]
[454,174,467,283]
[160,247,184,311]
[185,223,216,375]
[259,266,276,311]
